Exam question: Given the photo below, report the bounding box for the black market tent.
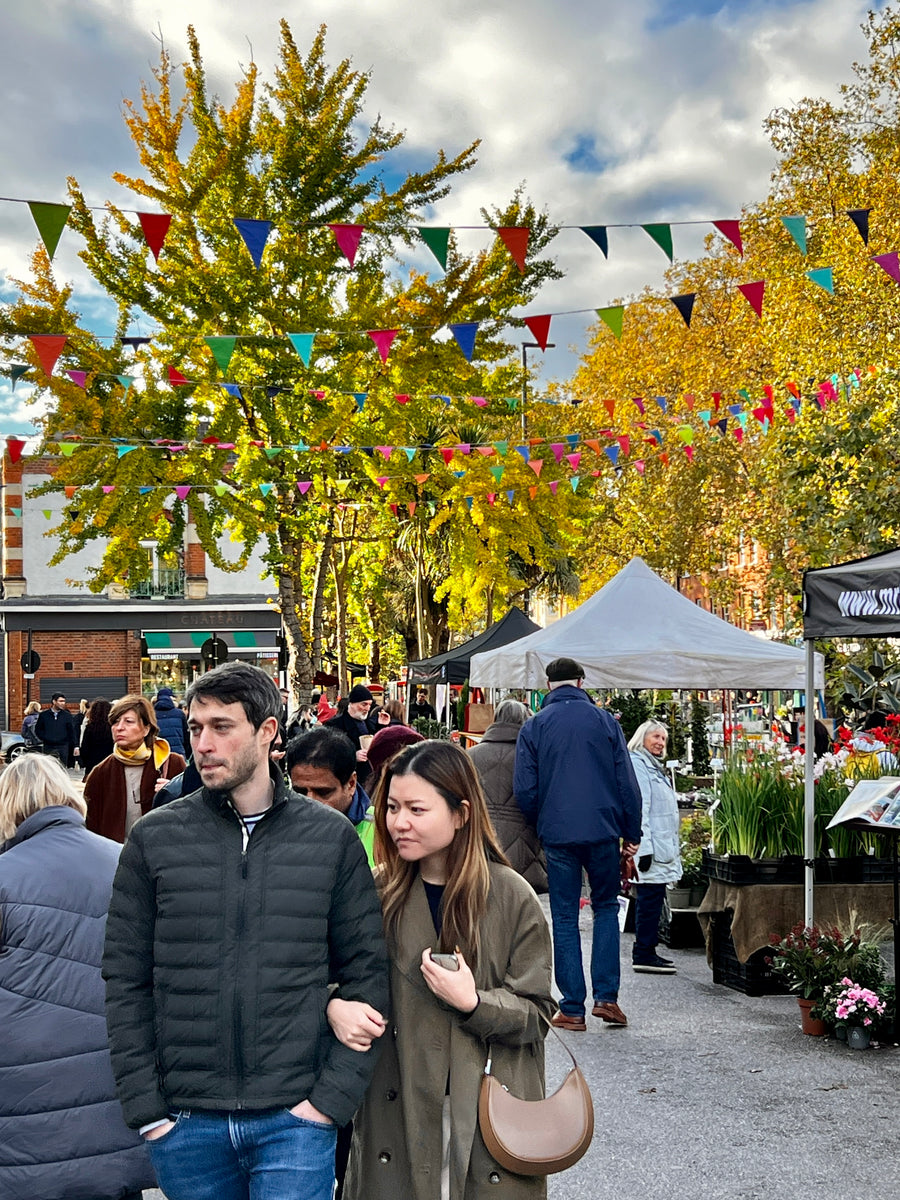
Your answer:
[802,549,900,956]
[407,607,541,686]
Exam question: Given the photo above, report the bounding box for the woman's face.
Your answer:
[643,728,668,758]
[386,771,468,883]
[112,709,151,751]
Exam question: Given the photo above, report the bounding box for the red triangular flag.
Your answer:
[30,335,67,377]
[524,314,552,350]
[6,437,27,463]
[713,219,744,256]
[395,394,410,405]
[785,381,801,399]
[498,227,529,272]
[329,224,364,266]
[440,448,454,465]
[367,329,398,363]
[616,436,630,456]
[168,366,189,385]
[738,281,765,317]
[603,399,615,422]
[138,212,172,262]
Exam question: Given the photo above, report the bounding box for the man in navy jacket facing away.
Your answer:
[514,657,642,1030]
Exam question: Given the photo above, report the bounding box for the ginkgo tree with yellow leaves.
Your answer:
[0,21,582,692]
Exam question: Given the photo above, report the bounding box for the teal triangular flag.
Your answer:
[9,365,30,390]
[570,477,580,491]
[139,486,154,494]
[781,215,807,254]
[807,267,834,294]
[353,393,368,411]
[115,374,134,396]
[259,483,274,496]
[116,445,137,458]
[288,333,315,367]
[404,448,416,462]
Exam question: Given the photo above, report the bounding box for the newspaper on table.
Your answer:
[826,776,900,830]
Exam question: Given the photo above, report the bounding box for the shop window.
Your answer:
[131,543,185,598]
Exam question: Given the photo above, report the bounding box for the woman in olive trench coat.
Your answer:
[335,743,556,1200]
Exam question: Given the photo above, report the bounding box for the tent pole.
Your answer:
[803,640,816,927]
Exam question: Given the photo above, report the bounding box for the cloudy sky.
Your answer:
[0,0,884,435]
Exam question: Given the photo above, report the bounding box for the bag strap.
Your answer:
[484,1009,579,1077]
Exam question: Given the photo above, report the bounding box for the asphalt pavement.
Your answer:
[142,899,898,1200]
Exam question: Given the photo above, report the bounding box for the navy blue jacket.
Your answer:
[0,807,154,1200]
[513,686,642,846]
[154,693,189,756]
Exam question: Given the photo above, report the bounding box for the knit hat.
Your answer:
[366,725,424,786]
[156,687,175,700]
[347,683,374,704]
[544,657,585,683]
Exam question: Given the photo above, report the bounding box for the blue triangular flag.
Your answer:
[234,218,272,268]
[515,445,530,462]
[581,226,609,257]
[604,445,619,466]
[449,322,478,362]
[221,383,243,400]
[353,393,368,411]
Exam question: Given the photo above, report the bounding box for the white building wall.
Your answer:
[22,473,105,593]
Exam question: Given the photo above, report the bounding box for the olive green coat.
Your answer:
[344,863,555,1200]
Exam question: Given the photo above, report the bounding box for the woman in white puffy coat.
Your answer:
[627,721,682,974]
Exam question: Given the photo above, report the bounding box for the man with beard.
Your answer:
[102,662,388,1200]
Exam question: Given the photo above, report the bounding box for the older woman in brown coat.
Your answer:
[467,699,547,894]
[327,741,555,1200]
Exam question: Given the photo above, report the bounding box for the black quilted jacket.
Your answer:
[102,767,389,1130]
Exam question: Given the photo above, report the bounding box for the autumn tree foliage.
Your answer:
[0,22,572,690]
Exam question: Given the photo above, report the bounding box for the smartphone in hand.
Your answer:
[429,951,459,971]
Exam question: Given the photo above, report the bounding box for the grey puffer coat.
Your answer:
[468,723,547,892]
[629,747,682,884]
[0,806,155,1200]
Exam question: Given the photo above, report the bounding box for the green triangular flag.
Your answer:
[490,465,504,483]
[28,201,71,260]
[492,441,509,456]
[418,227,450,271]
[42,509,52,519]
[205,336,237,374]
[807,267,834,294]
[596,305,624,339]
[59,443,77,456]
[642,224,673,262]
[264,448,282,459]
[781,215,807,254]
[504,396,519,411]
[214,483,231,497]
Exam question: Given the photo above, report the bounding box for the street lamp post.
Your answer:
[520,340,555,441]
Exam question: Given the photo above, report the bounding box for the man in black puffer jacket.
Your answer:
[103,662,389,1200]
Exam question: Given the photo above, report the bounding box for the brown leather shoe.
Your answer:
[551,1011,587,1031]
[592,1001,628,1026]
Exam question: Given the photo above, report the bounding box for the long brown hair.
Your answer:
[374,740,510,965]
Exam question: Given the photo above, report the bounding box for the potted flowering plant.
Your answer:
[768,924,873,1035]
[825,978,887,1049]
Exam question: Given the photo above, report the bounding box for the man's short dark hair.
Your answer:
[186,662,282,731]
[285,726,356,785]
[50,692,66,702]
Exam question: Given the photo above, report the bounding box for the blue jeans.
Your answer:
[545,841,621,1016]
[146,1108,337,1200]
[633,882,667,959]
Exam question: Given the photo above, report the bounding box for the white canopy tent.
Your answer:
[470,557,824,690]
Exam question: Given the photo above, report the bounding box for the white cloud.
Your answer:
[0,0,882,434]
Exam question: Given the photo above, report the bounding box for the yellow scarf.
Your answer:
[113,737,171,770]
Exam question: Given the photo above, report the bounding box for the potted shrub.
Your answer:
[825,978,887,1049]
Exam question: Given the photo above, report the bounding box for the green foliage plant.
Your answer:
[691,693,711,775]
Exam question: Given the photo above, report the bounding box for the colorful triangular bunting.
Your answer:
[233,218,272,268]
[137,212,172,261]
[28,201,71,260]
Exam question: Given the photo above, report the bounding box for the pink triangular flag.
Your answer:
[685,445,695,462]
[527,459,543,477]
[297,481,313,495]
[872,252,900,283]
[548,480,559,495]
[329,224,364,266]
[498,226,529,271]
[30,335,67,377]
[738,281,765,317]
[102,485,116,494]
[634,460,645,475]
[549,443,566,464]
[632,396,645,415]
[376,446,393,459]
[376,477,389,489]
[174,486,192,500]
[524,314,552,350]
[477,446,494,456]
[138,212,172,261]
[713,219,743,256]
[472,396,488,407]
[368,329,398,363]
[565,452,581,471]
[66,370,87,388]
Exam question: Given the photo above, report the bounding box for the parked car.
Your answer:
[1,731,26,762]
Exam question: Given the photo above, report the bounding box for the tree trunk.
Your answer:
[310,514,334,675]
[332,557,348,693]
[414,522,428,661]
[278,542,314,699]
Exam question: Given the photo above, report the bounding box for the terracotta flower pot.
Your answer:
[797,997,827,1036]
